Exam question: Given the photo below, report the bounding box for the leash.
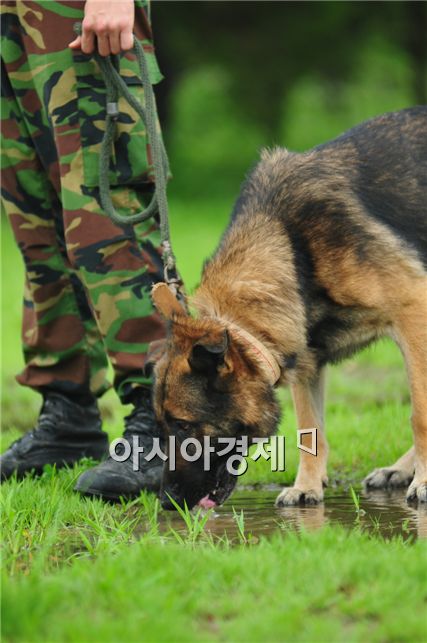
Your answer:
[74,23,180,290]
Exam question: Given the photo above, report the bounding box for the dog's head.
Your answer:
[148,284,281,510]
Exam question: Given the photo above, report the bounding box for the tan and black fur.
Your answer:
[151,107,427,509]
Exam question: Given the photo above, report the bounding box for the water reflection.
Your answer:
[161,486,427,542]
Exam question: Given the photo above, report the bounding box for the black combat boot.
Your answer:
[74,388,164,501]
[1,392,109,481]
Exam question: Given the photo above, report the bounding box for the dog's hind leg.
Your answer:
[391,286,427,503]
[363,446,415,490]
[365,283,427,500]
[276,368,328,506]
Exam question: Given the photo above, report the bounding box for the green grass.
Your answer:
[1,203,426,643]
[3,527,426,643]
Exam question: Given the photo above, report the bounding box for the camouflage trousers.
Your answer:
[1,0,167,403]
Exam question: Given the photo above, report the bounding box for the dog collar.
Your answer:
[222,321,281,386]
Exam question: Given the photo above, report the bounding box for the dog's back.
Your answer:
[315,107,427,266]
[231,107,427,269]
[207,108,427,366]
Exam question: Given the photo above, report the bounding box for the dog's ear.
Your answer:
[189,330,229,375]
[151,283,186,320]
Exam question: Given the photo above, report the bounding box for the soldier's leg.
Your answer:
[61,10,170,498]
[0,9,109,480]
[60,98,168,498]
[5,188,110,401]
[1,4,110,401]
[59,23,166,406]
[14,0,167,404]
[3,1,168,496]
[63,187,166,402]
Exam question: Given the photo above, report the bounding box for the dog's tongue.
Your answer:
[198,495,217,509]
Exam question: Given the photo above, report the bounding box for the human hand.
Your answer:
[69,0,135,56]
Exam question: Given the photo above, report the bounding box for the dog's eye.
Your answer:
[175,419,192,430]
[174,420,196,439]
[167,417,197,439]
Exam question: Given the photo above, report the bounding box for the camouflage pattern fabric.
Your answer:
[1,0,167,402]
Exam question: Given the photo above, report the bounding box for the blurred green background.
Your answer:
[152,0,426,200]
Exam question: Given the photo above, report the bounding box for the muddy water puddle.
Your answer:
[161,486,427,542]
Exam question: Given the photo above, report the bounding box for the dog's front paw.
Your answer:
[363,467,414,490]
[275,486,324,507]
[406,479,427,504]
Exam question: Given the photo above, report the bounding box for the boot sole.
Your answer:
[1,448,109,482]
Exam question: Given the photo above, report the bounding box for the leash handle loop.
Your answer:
[93,37,177,274]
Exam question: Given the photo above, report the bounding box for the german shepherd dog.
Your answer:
[150,107,427,510]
